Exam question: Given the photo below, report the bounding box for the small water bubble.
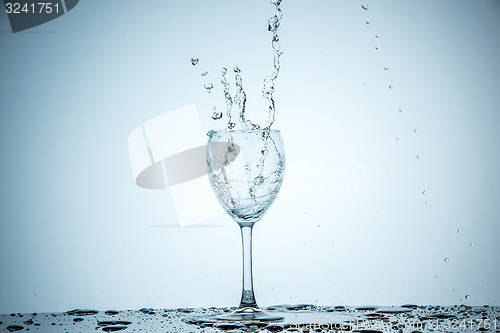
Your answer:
[233,65,241,73]
[362,4,368,10]
[395,137,400,141]
[414,128,418,133]
[444,258,449,263]
[255,176,265,184]
[204,83,213,93]
[425,200,429,204]
[457,229,461,233]
[201,71,208,76]
[375,34,380,38]
[190,57,199,65]
[416,155,421,159]
[399,107,404,112]
[384,66,389,70]
[228,122,235,129]
[365,19,371,24]
[375,46,379,50]
[422,190,427,195]
[469,243,474,247]
[389,85,393,89]
[465,295,470,300]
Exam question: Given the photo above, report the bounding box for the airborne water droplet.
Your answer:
[469,243,474,247]
[375,34,380,38]
[399,108,404,112]
[414,128,418,133]
[362,4,368,10]
[416,155,420,159]
[465,295,470,300]
[204,83,213,93]
[422,190,426,195]
[389,85,393,89]
[375,46,379,50]
[384,66,389,70]
[366,19,371,24]
[444,258,449,263]
[212,110,223,120]
[457,229,461,233]
[190,58,199,65]
[395,137,400,141]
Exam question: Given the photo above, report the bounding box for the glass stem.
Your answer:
[238,226,258,309]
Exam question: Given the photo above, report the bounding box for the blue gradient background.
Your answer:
[1,0,499,314]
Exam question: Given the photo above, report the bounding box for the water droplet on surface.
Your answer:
[399,108,403,112]
[362,3,368,10]
[384,66,389,70]
[465,295,470,300]
[105,310,119,316]
[6,326,24,332]
[425,200,429,204]
[416,155,420,159]
[414,128,418,133]
[375,33,380,38]
[204,83,213,93]
[444,258,449,263]
[201,71,208,76]
[395,137,400,141]
[190,58,199,65]
[389,85,393,89]
[457,229,461,233]
[366,19,371,24]
[375,46,379,50]
[422,190,426,195]
[66,309,99,316]
[469,243,474,247]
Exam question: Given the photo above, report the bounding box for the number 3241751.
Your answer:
[5,2,60,14]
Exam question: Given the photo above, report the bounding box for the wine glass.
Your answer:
[206,129,285,321]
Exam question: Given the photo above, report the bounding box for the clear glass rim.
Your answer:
[208,129,281,136]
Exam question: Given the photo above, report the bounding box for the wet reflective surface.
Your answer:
[1,304,499,332]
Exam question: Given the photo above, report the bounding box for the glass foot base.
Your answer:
[214,307,284,321]
[182,307,284,328]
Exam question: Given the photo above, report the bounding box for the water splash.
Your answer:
[261,0,283,129]
[218,0,284,131]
